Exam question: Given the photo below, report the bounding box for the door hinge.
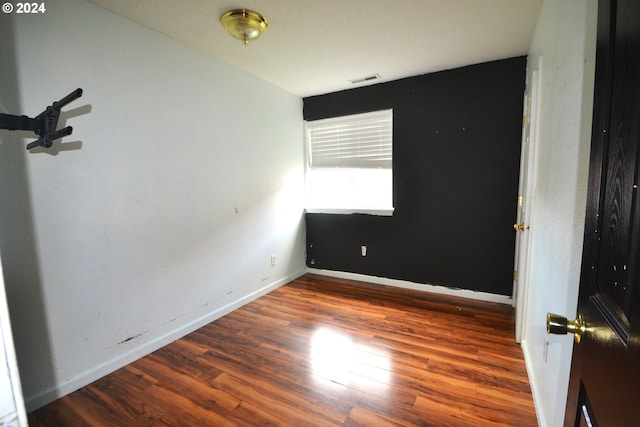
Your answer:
[518,195,523,207]
[513,271,518,281]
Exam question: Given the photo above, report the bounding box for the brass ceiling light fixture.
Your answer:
[220,9,268,45]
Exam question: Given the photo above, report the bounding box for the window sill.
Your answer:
[305,208,395,216]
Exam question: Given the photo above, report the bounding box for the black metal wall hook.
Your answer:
[0,88,83,150]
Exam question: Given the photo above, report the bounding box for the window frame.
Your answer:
[304,109,394,216]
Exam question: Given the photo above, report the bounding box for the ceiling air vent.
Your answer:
[349,74,381,84]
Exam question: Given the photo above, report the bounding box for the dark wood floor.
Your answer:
[28,274,537,426]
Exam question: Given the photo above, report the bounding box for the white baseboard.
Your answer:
[522,338,545,427]
[24,269,306,411]
[305,268,513,305]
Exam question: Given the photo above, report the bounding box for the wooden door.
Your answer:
[563,0,640,425]
[514,63,542,343]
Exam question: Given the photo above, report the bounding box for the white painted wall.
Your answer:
[0,0,305,410]
[521,1,597,426]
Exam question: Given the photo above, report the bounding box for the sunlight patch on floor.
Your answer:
[310,327,391,390]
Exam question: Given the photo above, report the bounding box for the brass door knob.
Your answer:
[547,313,586,343]
[514,223,530,232]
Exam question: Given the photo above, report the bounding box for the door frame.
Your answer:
[0,257,28,426]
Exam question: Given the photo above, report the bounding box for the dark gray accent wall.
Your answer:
[303,57,526,296]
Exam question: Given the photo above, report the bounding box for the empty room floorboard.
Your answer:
[28,273,537,426]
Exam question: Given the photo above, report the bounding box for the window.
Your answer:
[305,109,393,215]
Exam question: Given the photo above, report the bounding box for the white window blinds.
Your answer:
[307,109,393,169]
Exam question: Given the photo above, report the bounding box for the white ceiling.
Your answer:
[86,0,542,98]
